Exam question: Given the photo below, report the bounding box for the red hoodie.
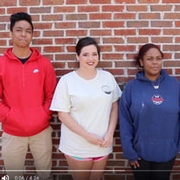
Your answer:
[0,48,57,136]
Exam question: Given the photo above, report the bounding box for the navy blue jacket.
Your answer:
[119,69,180,162]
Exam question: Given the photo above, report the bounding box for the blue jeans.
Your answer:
[131,157,176,180]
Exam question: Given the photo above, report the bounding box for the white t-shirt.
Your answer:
[50,69,122,157]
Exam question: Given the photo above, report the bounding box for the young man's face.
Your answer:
[10,20,33,48]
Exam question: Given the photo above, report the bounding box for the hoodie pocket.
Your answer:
[4,106,51,134]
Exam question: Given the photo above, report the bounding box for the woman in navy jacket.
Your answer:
[119,43,180,180]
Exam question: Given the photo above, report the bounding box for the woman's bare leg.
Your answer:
[89,156,108,180]
[65,154,93,180]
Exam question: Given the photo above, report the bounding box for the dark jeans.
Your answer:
[131,157,176,180]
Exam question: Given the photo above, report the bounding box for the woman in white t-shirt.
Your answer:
[50,37,122,180]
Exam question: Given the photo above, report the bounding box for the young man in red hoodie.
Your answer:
[0,12,57,179]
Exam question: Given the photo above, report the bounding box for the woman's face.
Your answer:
[76,44,99,70]
[140,48,163,81]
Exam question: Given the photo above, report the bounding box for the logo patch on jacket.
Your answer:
[33,69,39,73]
[151,94,164,105]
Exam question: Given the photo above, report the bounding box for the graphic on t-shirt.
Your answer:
[101,85,112,94]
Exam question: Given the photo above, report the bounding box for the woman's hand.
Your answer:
[85,133,104,146]
[100,133,113,148]
[130,158,141,169]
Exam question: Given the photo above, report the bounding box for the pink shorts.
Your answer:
[67,154,108,162]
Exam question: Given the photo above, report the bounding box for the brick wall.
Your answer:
[0,0,180,179]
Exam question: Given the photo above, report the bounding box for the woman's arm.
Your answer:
[101,100,118,147]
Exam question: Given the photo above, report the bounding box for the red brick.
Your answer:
[66,30,88,36]
[115,0,135,2]
[127,5,148,11]
[0,0,17,6]
[103,21,124,28]
[66,0,87,4]
[139,0,160,2]
[78,5,100,12]
[30,7,51,14]
[139,13,160,19]
[90,13,112,20]
[114,13,136,20]
[19,0,40,6]
[78,21,100,28]
[43,0,63,5]
[90,0,111,4]
[102,5,124,12]
[163,0,180,2]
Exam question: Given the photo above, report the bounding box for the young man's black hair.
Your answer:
[10,12,34,32]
